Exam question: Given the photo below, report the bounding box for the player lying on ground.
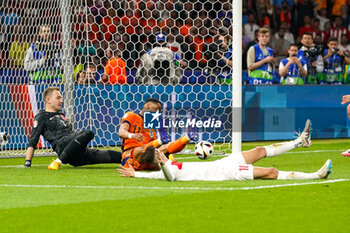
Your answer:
[118,120,332,181]
[118,98,196,171]
[24,87,122,169]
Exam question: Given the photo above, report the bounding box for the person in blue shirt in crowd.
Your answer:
[319,37,350,84]
[247,27,276,85]
[279,44,308,85]
[24,25,62,84]
[216,34,233,84]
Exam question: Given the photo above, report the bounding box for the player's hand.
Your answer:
[24,160,32,168]
[117,162,135,177]
[341,95,350,104]
[155,149,168,165]
[132,133,144,142]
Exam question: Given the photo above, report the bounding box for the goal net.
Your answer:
[0,0,234,158]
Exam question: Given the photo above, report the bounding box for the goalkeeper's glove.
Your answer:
[24,160,32,168]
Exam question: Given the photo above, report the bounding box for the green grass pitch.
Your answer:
[1,139,350,233]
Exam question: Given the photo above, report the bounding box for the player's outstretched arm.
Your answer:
[24,147,35,167]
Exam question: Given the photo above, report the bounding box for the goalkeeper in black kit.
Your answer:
[24,87,122,169]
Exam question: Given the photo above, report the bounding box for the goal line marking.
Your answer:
[0,179,348,191]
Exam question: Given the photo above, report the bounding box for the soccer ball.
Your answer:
[195,141,213,160]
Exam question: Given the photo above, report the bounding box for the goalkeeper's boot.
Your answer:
[298,119,312,148]
[317,159,332,179]
[341,149,350,157]
[48,159,61,170]
[186,111,198,141]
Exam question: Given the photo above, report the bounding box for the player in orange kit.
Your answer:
[118,98,197,170]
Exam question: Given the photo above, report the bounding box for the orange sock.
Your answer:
[143,139,162,152]
[167,135,190,154]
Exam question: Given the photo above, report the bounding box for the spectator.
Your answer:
[244,12,260,42]
[24,25,62,84]
[331,0,347,16]
[274,21,295,44]
[167,34,182,59]
[340,5,350,28]
[191,27,213,69]
[297,32,322,84]
[216,34,233,84]
[314,7,330,31]
[9,25,29,68]
[279,44,308,85]
[247,27,276,85]
[330,16,350,44]
[137,33,186,85]
[298,15,314,37]
[338,34,350,57]
[276,0,292,29]
[323,20,332,43]
[100,7,119,42]
[271,27,291,65]
[320,37,350,84]
[76,64,98,85]
[257,7,272,29]
[101,42,127,84]
[312,18,326,43]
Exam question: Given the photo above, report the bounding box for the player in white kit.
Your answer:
[118,120,332,181]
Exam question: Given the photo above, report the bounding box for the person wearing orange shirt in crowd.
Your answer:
[118,98,197,171]
[100,8,119,42]
[102,42,127,84]
[191,27,213,68]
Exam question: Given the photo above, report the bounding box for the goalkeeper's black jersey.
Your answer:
[28,110,74,152]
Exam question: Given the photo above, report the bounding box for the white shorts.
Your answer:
[212,152,254,181]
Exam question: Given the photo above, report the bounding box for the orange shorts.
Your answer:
[121,148,158,171]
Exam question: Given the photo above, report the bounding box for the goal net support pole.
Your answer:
[232,0,242,153]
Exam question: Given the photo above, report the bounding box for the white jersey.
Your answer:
[134,152,254,181]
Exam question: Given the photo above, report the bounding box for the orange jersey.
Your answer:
[121,111,157,152]
[104,57,127,84]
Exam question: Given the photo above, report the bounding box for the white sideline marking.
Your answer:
[0,179,348,191]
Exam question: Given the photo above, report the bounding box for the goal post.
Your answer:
[0,0,237,158]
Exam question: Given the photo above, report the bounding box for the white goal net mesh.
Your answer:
[0,0,233,157]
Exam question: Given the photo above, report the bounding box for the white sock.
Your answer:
[277,171,319,180]
[55,158,62,163]
[264,138,302,157]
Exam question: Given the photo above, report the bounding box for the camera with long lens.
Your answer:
[303,45,323,62]
[203,40,224,68]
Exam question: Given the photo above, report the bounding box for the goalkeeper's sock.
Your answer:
[264,138,302,157]
[167,135,190,154]
[277,170,319,180]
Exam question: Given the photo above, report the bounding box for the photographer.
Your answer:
[24,25,62,84]
[297,32,323,84]
[203,34,232,84]
[319,37,350,84]
[279,44,307,85]
[247,27,276,85]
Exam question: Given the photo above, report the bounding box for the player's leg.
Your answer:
[253,159,332,180]
[48,130,94,170]
[67,149,122,166]
[242,119,312,164]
